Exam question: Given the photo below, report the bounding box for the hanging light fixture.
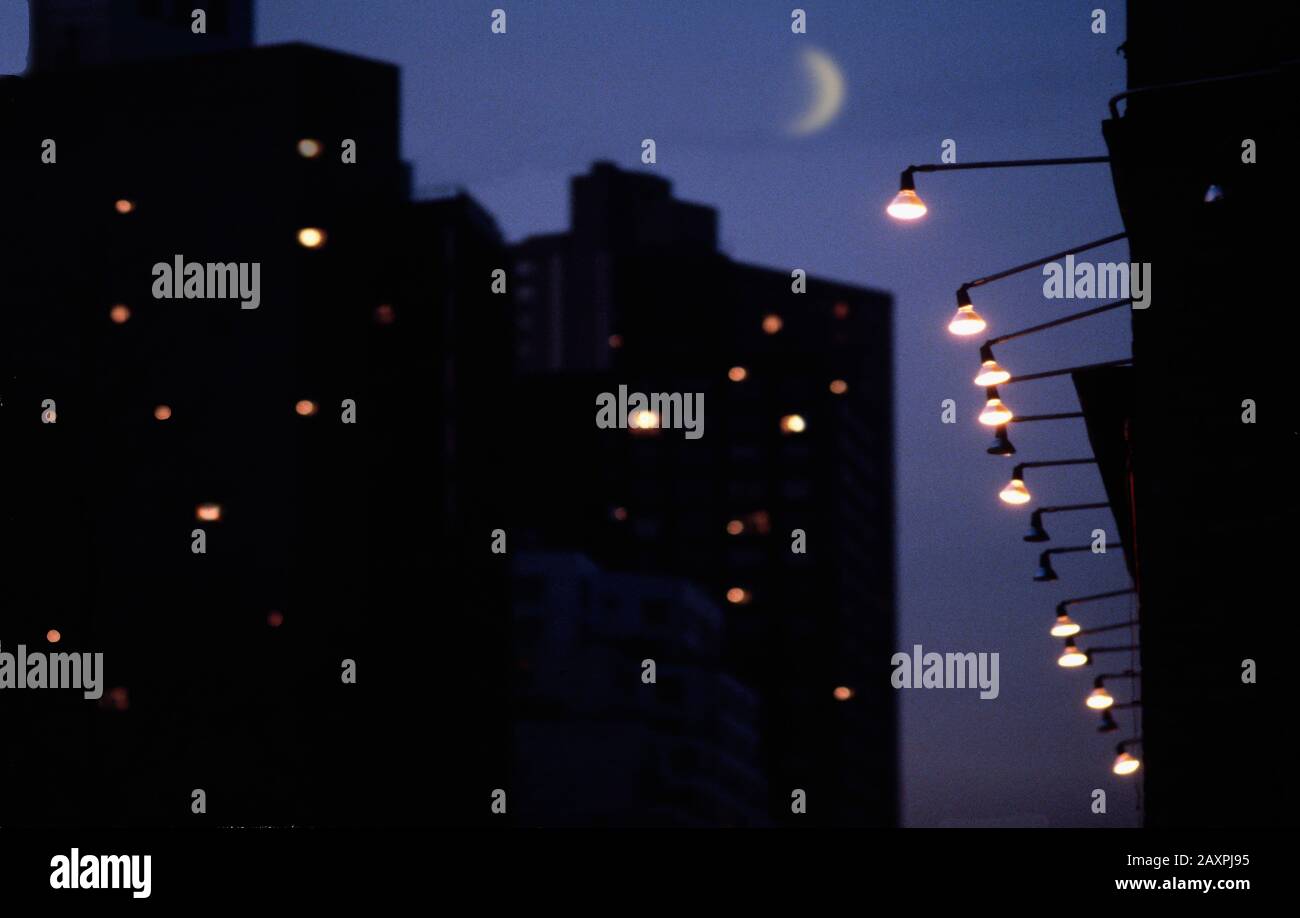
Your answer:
[948,287,986,337]
[1051,614,1081,638]
[1023,503,1113,543]
[885,171,927,220]
[1000,477,1031,505]
[987,425,1016,457]
[1057,640,1089,668]
[980,386,1015,426]
[1112,745,1141,776]
[1086,685,1115,709]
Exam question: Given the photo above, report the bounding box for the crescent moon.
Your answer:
[787,47,846,136]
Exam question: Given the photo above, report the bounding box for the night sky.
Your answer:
[1,0,1140,826]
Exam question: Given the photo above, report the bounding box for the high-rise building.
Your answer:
[509,162,897,826]
[2,2,510,826]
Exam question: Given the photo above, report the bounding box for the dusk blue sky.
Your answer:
[1,1,1140,826]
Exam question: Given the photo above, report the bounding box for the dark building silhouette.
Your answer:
[29,0,254,73]
[511,551,768,826]
[509,163,897,826]
[1088,2,1300,826]
[2,2,510,826]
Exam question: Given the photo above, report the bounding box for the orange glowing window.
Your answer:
[728,366,748,382]
[726,519,744,536]
[297,227,326,249]
[109,304,131,324]
[195,503,222,522]
[114,199,135,215]
[153,405,172,421]
[47,629,61,644]
[295,400,318,417]
[833,686,853,701]
[829,379,848,395]
[762,314,783,335]
[726,587,751,605]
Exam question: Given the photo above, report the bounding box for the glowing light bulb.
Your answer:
[974,360,1011,386]
[1087,687,1115,710]
[979,398,1014,426]
[1050,614,1081,638]
[948,305,987,336]
[1113,751,1141,775]
[780,414,807,434]
[1058,642,1089,668]
[1000,478,1031,505]
[886,188,927,220]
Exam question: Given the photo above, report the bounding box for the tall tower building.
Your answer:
[3,4,510,826]
[509,162,898,826]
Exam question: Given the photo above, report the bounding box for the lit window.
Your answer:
[779,414,807,434]
[46,629,61,644]
[833,302,850,319]
[153,405,172,421]
[629,409,659,431]
[829,379,848,394]
[195,503,222,522]
[297,227,326,249]
[374,304,395,325]
[833,686,853,701]
[267,611,285,628]
[728,366,748,382]
[114,199,135,214]
[611,507,628,522]
[109,304,131,324]
[295,400,318,417]
[726,519,744,536]
[726,587,751,605]
[297,138,322,159]
[762,314,783,334]
[608,334,623,349]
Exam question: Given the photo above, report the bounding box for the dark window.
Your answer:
[209,0,229,35]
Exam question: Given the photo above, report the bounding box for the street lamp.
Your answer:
[1024,503,1113,542]
[886,159,1112,223]
[998,459,1098,507]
